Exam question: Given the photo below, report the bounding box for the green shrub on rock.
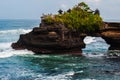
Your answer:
[43,2,103,33]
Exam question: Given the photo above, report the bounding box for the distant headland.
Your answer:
[11,2,120,56]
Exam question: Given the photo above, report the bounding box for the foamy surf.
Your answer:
[0,42,12,50]
[0,29,32,35]
[35,70,84,80]
[83,53,105,58]
[42,71,75,80]
[84,36,96,44]
[81,78,96,80]
[0,49,34,58]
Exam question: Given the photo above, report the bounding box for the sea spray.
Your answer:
[0,19,119,80]
[82,36,109,58]
[83,37,109,53]
[0,27,34,58]
[0,42,12,50]
[84,36,96,44]
[0,29,32,35]
[0,49,34,58]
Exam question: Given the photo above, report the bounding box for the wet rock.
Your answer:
[12,19,86,55]
[101,22,120,50]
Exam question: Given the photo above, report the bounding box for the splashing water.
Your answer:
[0,20,120,80]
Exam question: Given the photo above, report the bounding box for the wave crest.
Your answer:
[0,49,34,58]
[84,36,96,44]
[0,29,32,35]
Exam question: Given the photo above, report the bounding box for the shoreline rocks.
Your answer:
[11,21,120,55]
[101,22,120,50]
[12,22,86,55]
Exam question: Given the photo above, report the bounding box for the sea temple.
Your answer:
[12,2,120,56]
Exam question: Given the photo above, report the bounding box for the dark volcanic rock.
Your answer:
[101,22,120,50]
[11,16,120,55]
[12,22,86,55]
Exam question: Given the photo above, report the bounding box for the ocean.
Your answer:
[0,19,120,80]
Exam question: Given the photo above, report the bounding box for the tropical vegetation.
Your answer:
[43,2,103,33]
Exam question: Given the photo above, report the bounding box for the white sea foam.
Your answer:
[83,53,105,58]
[0,42,12,49]
[42,71,75,80]
[84,36,96,44]
[0,50,14,58]
[81,78,96,80]
[0,49,34,58]
[0,28,34,58]
[41,71,83,80]
[65,71,75,76]
[0,29,32,35]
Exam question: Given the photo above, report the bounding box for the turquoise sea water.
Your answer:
[0,19,120,80]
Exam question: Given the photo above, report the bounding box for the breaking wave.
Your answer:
[84,36,96,44]
[0,42,34,58]
[0,49,34,58]
[34,71,79,80]
[0,29,32,35]
[83,52,105,58]
[0,42,12,50]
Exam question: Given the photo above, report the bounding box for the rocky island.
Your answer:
[12,2,120,55]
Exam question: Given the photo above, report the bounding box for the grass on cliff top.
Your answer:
[43,2,103,33]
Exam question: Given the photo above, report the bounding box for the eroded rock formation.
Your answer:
[12,2,105,55]
[101,22,120,50]
[12,19,86,55]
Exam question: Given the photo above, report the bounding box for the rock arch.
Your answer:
[100,22,120,50]
[11,22,120,55]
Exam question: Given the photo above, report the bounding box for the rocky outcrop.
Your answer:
[12,21,86,55]
[10,2,104,55]
[101,22,120,50]
[12,20,120,55]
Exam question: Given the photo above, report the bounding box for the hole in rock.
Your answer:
[82,36,110,56]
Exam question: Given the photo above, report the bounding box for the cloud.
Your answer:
[60,4,67,10]
[86,0,101,3]
[94,0,101,2]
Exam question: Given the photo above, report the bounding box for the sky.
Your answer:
[0,0,120,21]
